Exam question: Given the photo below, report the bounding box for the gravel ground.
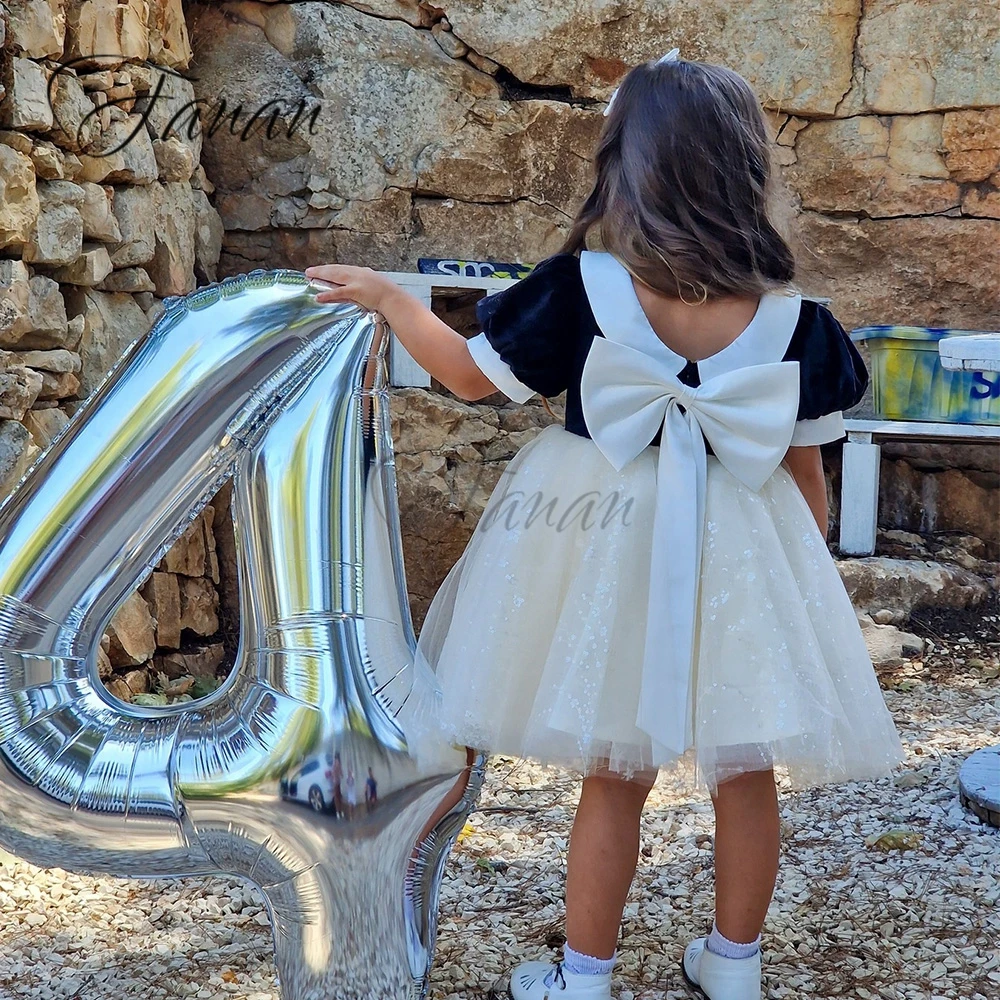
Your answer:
[1,620,997,1000]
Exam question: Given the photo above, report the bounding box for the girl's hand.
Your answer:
[304,264,401,313]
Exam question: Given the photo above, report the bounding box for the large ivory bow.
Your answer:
[580,335,801,758]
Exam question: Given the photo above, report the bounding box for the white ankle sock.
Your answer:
[562,942,617,976]
[705,922,761,959]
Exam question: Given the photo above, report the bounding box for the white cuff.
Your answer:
[466,332,536,403]
[790,411,845,446]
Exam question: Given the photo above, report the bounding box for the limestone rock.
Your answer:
[141,571,182,649]
[0,366,43,420]
[35,369,80,401]
[192,188,223,284]
[104,676,133,702]
[210,483,238,646]
[432,22,469,59]
[787,117,959,217]
[881,459,999,552]
[0,261,32,346]
[391,386,500,456]
[7,0,68,59]
[22,406,70,449]
[52,244,114,286]
[78,70,116,91]
[854,0,1000,113]
[837,557,991,618]
[0,130,33,155]
[28,140,71,180]
[16,276,71,350]
[133,67,201,165]
[157,510,208,577]
[148,181,196,296]
[410,196,575,265]
[97,644,113,681]
[146,0,193,69]
[858,615,925,666]
[66,0,151,69]
[22,180,86,267]
[0,144,39,250]
[152,643,225,681]
[77,115,158,184]
[49,68,101,152]
[179,576,219,637]
[78,182,122,243]
[186,1,497,234]
[446,0,860,114]
[415,100,603,208]
[5,348,82,373]
[942,108,1000,184]
[96,267,155,293]
[120,667,150,696]
[794,214,1000,332]
[152,136,196,182]
[109,184,156,267]
[0,419,37,498]
[106,590,157,666]
[1,58,54,131]
[63,288,149,399]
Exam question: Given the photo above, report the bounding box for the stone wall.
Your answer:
[0,1,228,703]
[2,3,995,656]
[183,0,998,611]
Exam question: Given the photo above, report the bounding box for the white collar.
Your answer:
[579,249,801,378]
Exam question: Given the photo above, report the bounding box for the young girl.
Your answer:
[306,52,904,1000]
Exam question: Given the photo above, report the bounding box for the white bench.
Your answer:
[839,418,1000,556]
[381,272,517,387]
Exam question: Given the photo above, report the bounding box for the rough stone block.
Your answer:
[178,576,219,637]
[0,366,44,420]
[141,570,182,649]
[1,58,54,131]
[106,590,157,667]
[0,145,39,250]
[7,0,68,59]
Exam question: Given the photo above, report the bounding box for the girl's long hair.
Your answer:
[559,58,795,303]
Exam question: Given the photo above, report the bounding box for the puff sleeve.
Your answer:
[786,300,869,446]
[465,253,582,403]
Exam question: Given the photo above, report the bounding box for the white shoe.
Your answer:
[508,960,613,1000]
[682,938,761,1000]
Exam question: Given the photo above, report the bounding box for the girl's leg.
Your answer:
[711,768,780,942]
[564,765,658,959]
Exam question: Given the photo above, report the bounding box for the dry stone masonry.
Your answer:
[1,2,995,656]
[0,0,227,703]
[182,0,997,621]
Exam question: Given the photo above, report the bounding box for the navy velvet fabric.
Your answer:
[475,252,868,446]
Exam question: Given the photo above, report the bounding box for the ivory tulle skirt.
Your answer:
[413,424,905,791]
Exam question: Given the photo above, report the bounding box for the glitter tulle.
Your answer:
[414,424,904,793]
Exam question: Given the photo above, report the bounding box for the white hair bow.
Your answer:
[603,47,681,117]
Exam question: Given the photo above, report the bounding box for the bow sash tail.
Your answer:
[580,336,801,760]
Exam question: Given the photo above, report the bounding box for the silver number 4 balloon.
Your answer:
[0,269,484,1000]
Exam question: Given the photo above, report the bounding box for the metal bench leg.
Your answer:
[840,433,880,556]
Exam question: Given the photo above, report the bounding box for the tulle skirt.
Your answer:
[414,424,905,792]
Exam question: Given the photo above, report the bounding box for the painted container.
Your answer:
[851,326,1000,425]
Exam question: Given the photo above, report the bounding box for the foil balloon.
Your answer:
[0,269,484,999]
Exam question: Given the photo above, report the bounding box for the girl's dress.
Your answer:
[414,250,905,791]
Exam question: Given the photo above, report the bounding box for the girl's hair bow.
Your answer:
[603,48,681,117]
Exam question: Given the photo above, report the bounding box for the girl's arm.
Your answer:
[304,264,499,401]
[783,445,829,538]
